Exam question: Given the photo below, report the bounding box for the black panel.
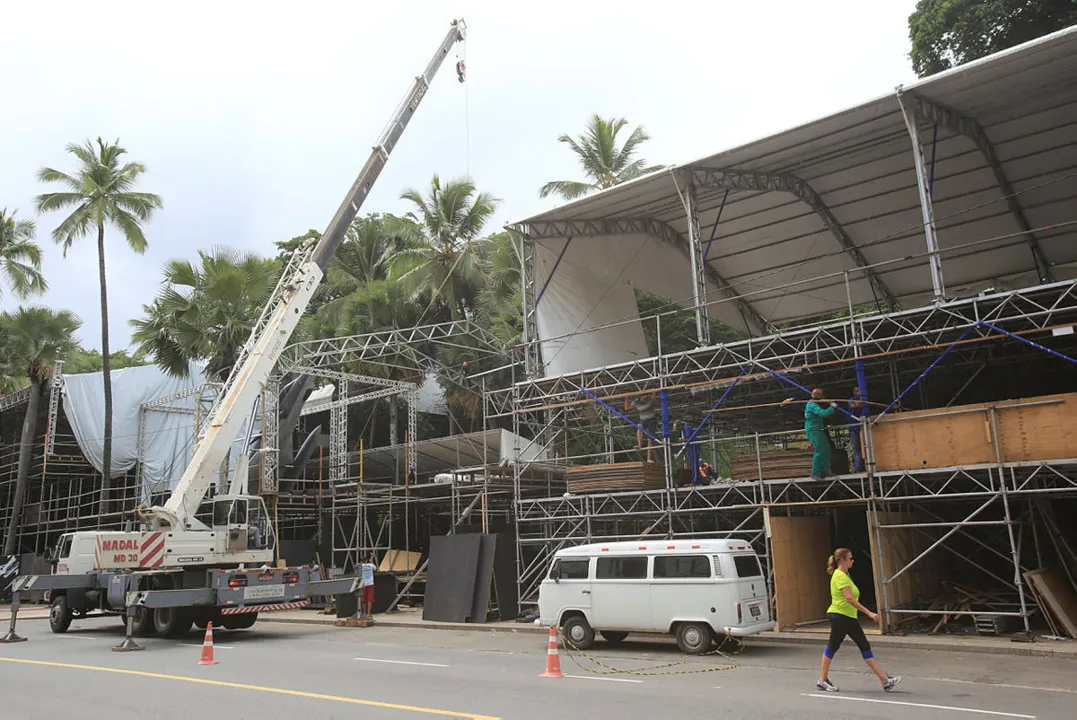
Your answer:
[423,534,482,622]
[471,535,496,622]
[492,532,519,620]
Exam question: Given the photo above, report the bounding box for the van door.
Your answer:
[543,557,592,620]
[591,555,650,631]
[732,553,768,622]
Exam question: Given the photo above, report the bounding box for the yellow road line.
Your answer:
[0,657,500,719]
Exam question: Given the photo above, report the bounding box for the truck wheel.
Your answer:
[675,622,714,655]
[132,607,155,637]
[600,630,629,645]
[560,615,595,651]
[49,595,72,634]
[154,607,194,638]
[223,612,258,630]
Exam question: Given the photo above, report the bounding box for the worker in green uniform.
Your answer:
[804,388,838,479]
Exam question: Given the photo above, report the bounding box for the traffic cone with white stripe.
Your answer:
[198,621,218,665]
[540,625,563,678]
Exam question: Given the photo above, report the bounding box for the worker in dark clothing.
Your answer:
[805,388,838,480]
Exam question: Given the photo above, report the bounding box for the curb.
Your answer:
[258,615,1077,658]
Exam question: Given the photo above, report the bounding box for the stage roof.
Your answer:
[510,27,1077,377]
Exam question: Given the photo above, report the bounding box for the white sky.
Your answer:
[0,0,919,352]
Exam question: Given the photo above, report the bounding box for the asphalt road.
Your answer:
[1,615,1075,719]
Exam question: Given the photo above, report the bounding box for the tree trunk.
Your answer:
[97,222,113,513]
[3,379,41,556]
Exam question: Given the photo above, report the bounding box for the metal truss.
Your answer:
[279,320,505,378]
[683,182,711,345]
[260,375,280,494]
[329,378,348,485]
[686,167,899,310]
[487,279,1077,417]
[512,218,771,336]
[44,360,64,456]
[900,89,1054,284]
[136,383,219,498]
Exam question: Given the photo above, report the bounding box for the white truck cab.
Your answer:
[537,538,774,654]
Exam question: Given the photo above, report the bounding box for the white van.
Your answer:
[537,538,773,654]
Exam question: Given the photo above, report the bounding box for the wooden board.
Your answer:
[379,549,422,573]
[1024,568,1077,638]
[872,393,1077,471]
[770,515,832,630]
[566,462,670,494]
[869,509,944,629]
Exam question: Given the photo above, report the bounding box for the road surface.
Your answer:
[1,615,1074,719]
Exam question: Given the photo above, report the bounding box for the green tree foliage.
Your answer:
[129,247,281,381]
[0,209,47,301]
[62,347,149,375]
[387,175,500,321]
[35,137,162,489]
[909,0,1077,77]
[540,114,664,201]
[0,306,81,554]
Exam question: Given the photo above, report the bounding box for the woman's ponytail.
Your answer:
[827,547,851,575]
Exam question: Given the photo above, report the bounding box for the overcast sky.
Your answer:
[1,0,919,352]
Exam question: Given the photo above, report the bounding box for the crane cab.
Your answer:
[211,494,275,555]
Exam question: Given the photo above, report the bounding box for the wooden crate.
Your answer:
[871,393,1077,472]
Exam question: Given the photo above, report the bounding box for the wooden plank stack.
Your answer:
[566,462,668,494]
[728,449,815,481]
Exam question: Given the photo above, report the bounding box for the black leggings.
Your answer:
[824,613,874,660]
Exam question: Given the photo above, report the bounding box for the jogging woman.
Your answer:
[817,547,902,693]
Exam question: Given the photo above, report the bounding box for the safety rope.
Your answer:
[555,626,744,676]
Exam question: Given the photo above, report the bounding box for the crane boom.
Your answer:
[143,19,468,530]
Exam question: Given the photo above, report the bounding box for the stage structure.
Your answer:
[496,26,1077,630]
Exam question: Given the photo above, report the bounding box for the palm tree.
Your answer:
[0,208,47,301]
[35,138,162,499]
[386,175,500,320]
[474,231,523,346]
[130,247,280,381]
[539,114,664,201]
[0,307,81,555]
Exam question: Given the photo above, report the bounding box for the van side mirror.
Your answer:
[550,565,561,582]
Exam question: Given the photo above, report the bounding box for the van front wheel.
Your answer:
[675,622,713,655]
[561,615,595,651]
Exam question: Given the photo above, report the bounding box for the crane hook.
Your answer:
[456,60,466,83]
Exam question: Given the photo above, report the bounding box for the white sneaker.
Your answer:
[816,678,839,692]
[883,675,902,692]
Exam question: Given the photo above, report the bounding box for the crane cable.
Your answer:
[456,38,470,178]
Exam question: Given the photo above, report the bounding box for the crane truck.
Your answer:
[0,18,469,650]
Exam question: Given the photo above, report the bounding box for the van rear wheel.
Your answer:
[561,615,595,650]
[600,630,628,645]
[675,622,713,655]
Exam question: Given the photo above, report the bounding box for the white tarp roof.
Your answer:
[62,362,254,499]
[512,26,1077,377]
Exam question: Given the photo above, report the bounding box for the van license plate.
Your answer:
[749,604,761,617]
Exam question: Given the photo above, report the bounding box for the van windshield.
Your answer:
[733,554,762,578]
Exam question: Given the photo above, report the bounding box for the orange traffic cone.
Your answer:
[540,625,563,678]
[198,621,218,665]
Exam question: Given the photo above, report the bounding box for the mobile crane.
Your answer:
[1,19,469,650]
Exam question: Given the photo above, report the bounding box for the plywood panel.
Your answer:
[770,515,831,630]
[871,393,1077,471]
[870,509,944,622]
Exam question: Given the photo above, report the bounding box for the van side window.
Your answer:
[733,554,763,578]
[596,556,647,579]
[654,555,710,578]
[58,535,73,560]
[552,559,589,579]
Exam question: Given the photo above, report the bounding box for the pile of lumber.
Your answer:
[728,449,815,481]
[893,583,1020,635]
[566,462,668,494]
